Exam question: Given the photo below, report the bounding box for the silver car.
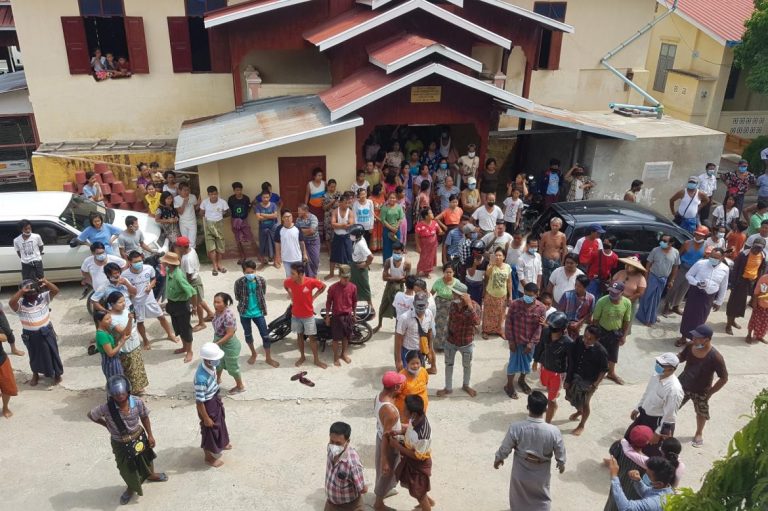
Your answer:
[0,192,167,287]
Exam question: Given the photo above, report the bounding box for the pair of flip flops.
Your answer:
[291,371,315,387]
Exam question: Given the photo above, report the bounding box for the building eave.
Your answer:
[504,108,637,141]
[471,0,574,33]
[204,0,312,28]
[357,0,463,8]
[368,36,483,74]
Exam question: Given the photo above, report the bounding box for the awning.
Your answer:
[319,63,533,121]
[174,95,363,169]
[503,105,637,140]
[368,34,483,74]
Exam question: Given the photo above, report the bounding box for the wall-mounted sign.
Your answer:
[642,161,673,180]
[410,86,441,103]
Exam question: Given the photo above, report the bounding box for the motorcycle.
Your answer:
[520,193,544,233]
[267,303,374,351]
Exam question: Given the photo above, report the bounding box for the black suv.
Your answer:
[530,200,693,262]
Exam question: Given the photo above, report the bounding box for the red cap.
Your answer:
[382,370,406,388]
[176,236,190,248]
[628,425,654,448]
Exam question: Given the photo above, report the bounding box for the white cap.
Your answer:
[200,342,225,361]
[467,177,477,185]
[655,352,679,368]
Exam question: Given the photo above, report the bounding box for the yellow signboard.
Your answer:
[410,86,441,103]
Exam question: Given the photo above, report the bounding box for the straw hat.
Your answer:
[160,252,181,266]
[618,255,646,272]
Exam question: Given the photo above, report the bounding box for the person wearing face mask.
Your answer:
[586,236,619,299]
[14,219,44,281]
[81,241,127,295]
[636,236,680,327]
[195,342,231,467]
[703,226,727,252]
[517,238,543,294]
[494,391,566,511]
[374,242,411,334]
[122,251,177,349]
[721,159,755,213]
[676,325,728,448]
[626,353,683,458]
[592,282,632,385]
[564,325,608,435]
[669,176,709,234]
[395,291,434,372]
[504,282,547,399]
[696,163,718,222]
[9,277,63,386]
[675,248,729,347]
[233,260,275,367]
[471,192,504,236]
[662,226,708,317]
[161,252,197,363]
[117,216,155,261]
[90,262,137,313]
[725,238,765,335]
[606,456,675,511]
[457,143,479,189]
[460,176,481,215]
[374,370,405,511]
[395,350,430,423]
[88,374,168,506]
[325,421,367,511]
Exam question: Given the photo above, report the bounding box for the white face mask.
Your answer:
[468,152,476,158]
[328,443,345,458]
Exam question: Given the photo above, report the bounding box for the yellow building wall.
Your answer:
[501,0,657,110]
[12,0,235,142]
[197,129,357,250]
[32,151,177,192]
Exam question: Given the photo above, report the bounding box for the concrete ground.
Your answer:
[2,257,766,511]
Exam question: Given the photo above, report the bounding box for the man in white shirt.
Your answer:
[627,352,684,454]
[392,275,418,327]
[517,238,543,293]
[471,193,504,235]
[80,242,126,292]
[697,163,718,223]
[174,182,198,246]
[481,219,513,256]
[677,248,729,345]
[394,292,434,373]
[502,186,523,233]
[274,210,308,278]
[745,219,768,258]
[14,220,45,280]
[198,185,230,275]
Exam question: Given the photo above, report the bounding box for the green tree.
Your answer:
[663,389,768,510]
[734,1,768,95]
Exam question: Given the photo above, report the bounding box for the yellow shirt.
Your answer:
[144,193,161,215]
[395,367,429,421]
[743,251,763,281]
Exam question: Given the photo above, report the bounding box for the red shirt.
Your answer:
[578,238,601,266]
[325,281,358,315]
[284,277,324,318]
[586,250,619,280]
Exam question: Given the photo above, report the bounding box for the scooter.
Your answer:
[267,303,374,351]
[520,193,544,233]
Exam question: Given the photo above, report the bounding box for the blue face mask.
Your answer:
[95,253,107,262]
[686,183,697,190]
[710,258,720,266]
[522,295,535,304]
[440,163,448,170]
[208,359,221,368]
[131,262,143,271]
[393,253,403,262]
[245,273,256,281]
[642,473,652,486]
[659,241,669,249]
[739,166,748,173]
[468,183,477,190]
[528,247,538,254]
[654,363,665,375]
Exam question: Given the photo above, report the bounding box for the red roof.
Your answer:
[204,0,311,28]
[368,34,436,65]
[659,0,754,44]
[319,67,394,113]
[0,6,14,29]
[303,7,378,46]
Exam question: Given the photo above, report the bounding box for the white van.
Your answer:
[0,192,167,287]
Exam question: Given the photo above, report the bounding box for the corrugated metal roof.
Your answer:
[204,0,311,28]
[174,95,363,169]
[36,139,176,154]
[0,70,25,94]
[507,105,637,140]
[367,34,483,73]
[657,0,754,44]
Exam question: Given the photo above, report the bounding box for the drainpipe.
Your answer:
[600,0,678,119]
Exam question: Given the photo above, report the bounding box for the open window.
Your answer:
[168,0,230,73]
[533,2,567,71]
[61,1,148,76]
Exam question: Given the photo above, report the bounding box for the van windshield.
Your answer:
[59,195,115,231]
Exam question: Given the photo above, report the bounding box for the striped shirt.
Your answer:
[325,446,366,505]
[18,292,52,331]
[404,415,432,460]
[194,363,218,402]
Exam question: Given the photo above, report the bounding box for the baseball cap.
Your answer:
[467,177,477,185]
[753,237,767,248]
[689,324,713,339]
[589,223,606,234]
[655,352,679,368]
[338,264,351,278]
[462,224,476,234]
[382,370,406,388]
[176,236,190,248]
[495,218,506,225]
[628,425,654,449]
[687,175,699,184]
[608,281,625,295]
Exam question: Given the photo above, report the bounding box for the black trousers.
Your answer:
[166,300,193,343]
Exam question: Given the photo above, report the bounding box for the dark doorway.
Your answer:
[278,156,326,214]
[83,16,128,59]
[188,17,212,72]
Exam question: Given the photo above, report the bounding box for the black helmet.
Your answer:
[348,223,365,240]
[546,311,568,330]
[470,239,486,253]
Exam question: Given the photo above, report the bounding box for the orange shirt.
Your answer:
[438,206,463,226]
[727,231,746,256]
[395,367,429,422]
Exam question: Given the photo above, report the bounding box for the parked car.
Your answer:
[530,200,693,262]
[0,192,167,287]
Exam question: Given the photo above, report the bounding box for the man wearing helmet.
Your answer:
[349,223,374,311]
[532,311,574,423]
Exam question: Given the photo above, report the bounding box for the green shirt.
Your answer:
[380,204,404,230]
[748,212,768,235]
[244,280,263,318]
[431,278,456,300]
[166,266,197,302]
[96,329,115,355]
[593,295,632,331]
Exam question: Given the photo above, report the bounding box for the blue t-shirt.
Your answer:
[546,172,560,196]
[757,174,768,197]
[255,202,277,228]
[244,280,263,318]
[437,185,460,212]
[78,224,122,254]
[445,228,464,257]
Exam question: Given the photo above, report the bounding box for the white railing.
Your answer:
[717,111,768,139]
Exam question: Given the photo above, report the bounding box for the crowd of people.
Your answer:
[2,142,764,510]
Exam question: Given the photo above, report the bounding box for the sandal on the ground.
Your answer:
[291,371,308,381]
[120,490,133,505]
[299,376,315,387]
[503,386,518,399]
[691,438,704,448]
[87,344,98,356]
[148,473,168,482]
[212,270,218,276]
[518,380,532,394]
[606,374,625,385]
[220,268,227,273]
